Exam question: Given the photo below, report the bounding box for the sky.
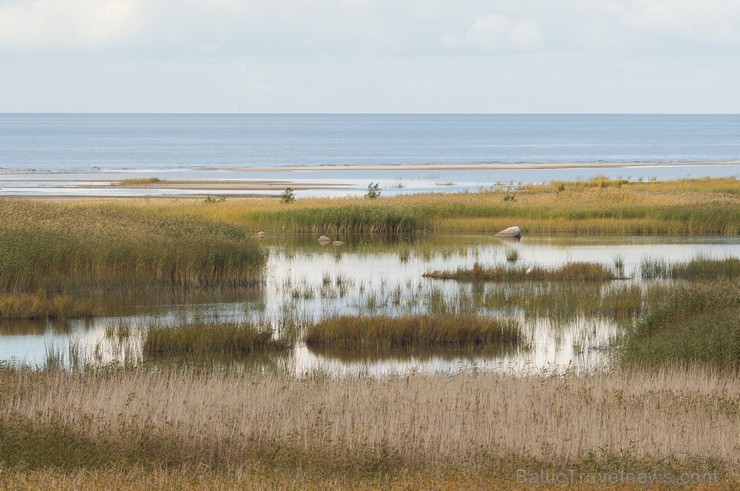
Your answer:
[1,0,739,113]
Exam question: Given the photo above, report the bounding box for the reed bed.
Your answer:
[0,200,267,291]
[0,366,736,482]
[426,283,645,322]
[304,314,523,352]
[640,256,740,280]
[0,292,98,319]
[137,177,740,236]
[620,281,739,369]
[423,262,616,282]
[143,322,290,358]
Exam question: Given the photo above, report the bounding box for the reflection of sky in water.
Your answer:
[1,237,738,376]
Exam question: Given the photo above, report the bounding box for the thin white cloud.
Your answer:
[442,13,543,51]
[2,0,740,55]
[0,0,142,50]
[603,0,740,45]
[2,1,740,112]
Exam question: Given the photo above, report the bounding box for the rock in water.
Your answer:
[318,235,332,245]
[495,226,521,238]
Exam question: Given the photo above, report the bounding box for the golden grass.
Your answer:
[109,177,740,236]
[1,367,736,477]
[0,200,266,291]
[0,292,98,319]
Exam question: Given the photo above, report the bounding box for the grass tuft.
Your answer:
[304,314,523,353]
[144,322,290,358]
[424,262,616,282]
[640,256,740,280]
[118,177,162,185]
[0,292,98,319]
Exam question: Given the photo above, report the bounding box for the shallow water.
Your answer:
[2,114,739,197]
[1,235,738,376]
[2,164,738,198]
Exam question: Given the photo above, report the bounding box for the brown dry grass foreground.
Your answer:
[1,367,737,489]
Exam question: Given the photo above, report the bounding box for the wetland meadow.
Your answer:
[1,178,738,489]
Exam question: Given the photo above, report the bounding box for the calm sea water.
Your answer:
[2,114,740,172]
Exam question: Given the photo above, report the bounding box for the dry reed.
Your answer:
[1,367,736,476]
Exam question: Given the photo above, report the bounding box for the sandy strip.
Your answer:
[0,179,348,191]
[112,180,349,191]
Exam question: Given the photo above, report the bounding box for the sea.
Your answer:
[1,114,738,197]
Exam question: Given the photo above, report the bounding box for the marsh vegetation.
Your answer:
[0,200,266,291]
[423,261,617,282]
[0,366,736,487]
[138,177,740,236]
[304,314,523,353]
[144,322,291,358]
[1,180,738,488]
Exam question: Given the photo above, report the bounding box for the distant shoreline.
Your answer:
[230,160,740,172]
[1,160,739,175]
[0,161,736,198]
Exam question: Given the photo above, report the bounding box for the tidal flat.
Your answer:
[1,178,738,488]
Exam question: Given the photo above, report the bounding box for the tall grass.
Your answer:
[426,282,645,322]
[304,314,523,352]
[132,177,740,236]
[255,203,422,234]
[0,200,267,291]
[424,262,616,282]
[620,281,739,369]
[0,367,736,479]
[640,256,740,280]
[144,322,290,358]
[0,292,97,319]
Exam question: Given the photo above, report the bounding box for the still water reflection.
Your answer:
[1,235,737,376]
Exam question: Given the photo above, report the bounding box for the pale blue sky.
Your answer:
[1,0,739,113]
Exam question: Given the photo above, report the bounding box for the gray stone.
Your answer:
[495,226,522,238]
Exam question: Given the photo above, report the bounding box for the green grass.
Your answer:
[640,256,740,280]
[304,314,523,353]
[0,292,97,319]
[250,203,423,234]
[0,200,267,292]
[424,262,616,282]
[620,281,740,369]
[422,283,644,323]
[143,322,290,358]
